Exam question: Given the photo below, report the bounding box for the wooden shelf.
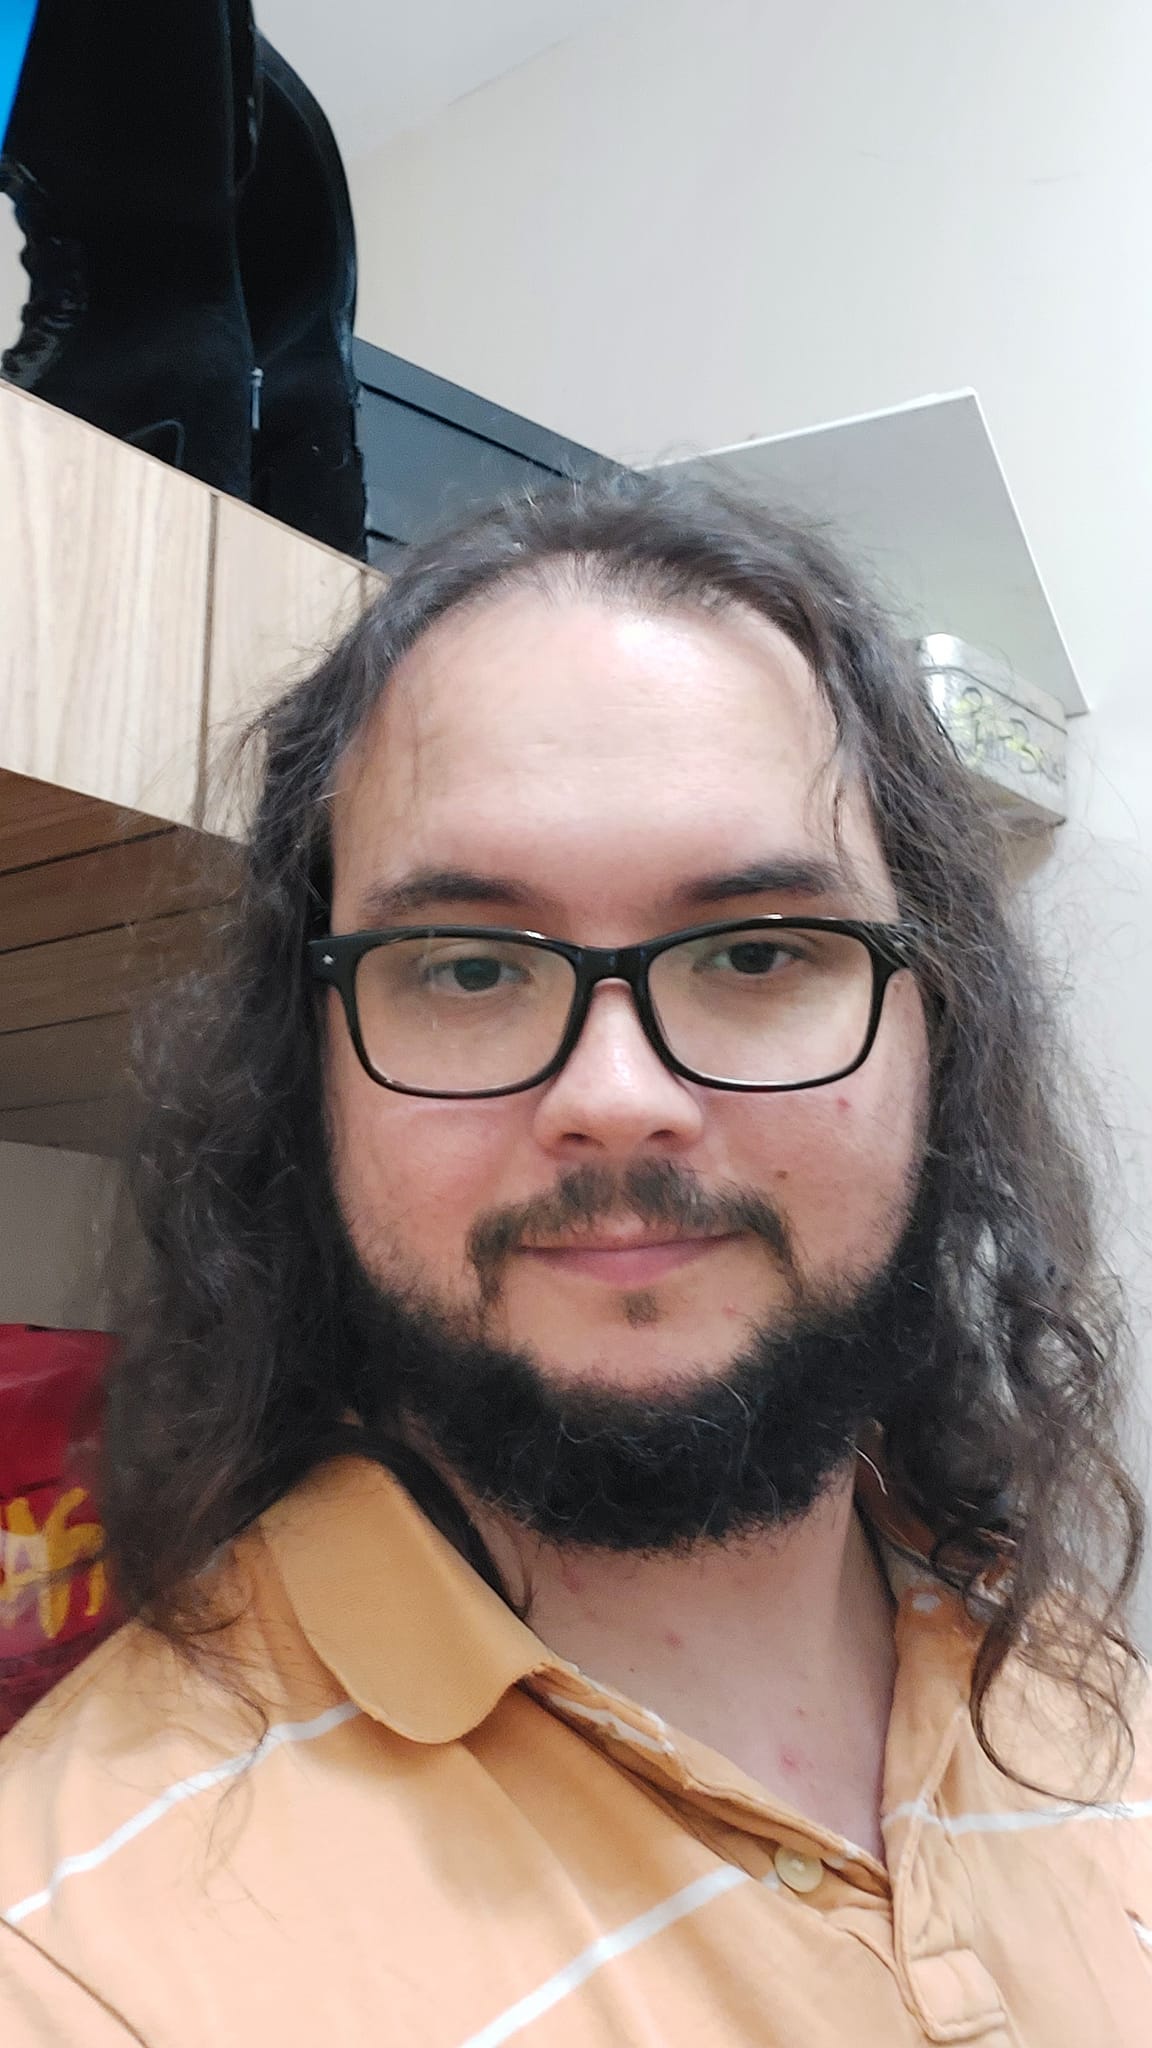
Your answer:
[1,384,378,1154]
[0,770,241,1152]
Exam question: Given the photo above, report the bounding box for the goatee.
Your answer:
[342,1160,938,1553]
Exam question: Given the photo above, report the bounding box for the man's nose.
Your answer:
[530,982,705,1158]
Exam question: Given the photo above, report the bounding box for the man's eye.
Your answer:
[424,955,524,994]
[706,942,792,976]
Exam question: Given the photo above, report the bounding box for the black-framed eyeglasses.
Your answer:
[307,917,918,1101]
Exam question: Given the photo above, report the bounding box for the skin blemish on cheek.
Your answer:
[835,1096,852,1113]
[663,1630,684,1651]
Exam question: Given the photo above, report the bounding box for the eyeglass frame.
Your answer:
[306,915,920,1101]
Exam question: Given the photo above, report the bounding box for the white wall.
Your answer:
[0,1143,120,1331]
[0,204,23,357]
[347,0,1152,1617]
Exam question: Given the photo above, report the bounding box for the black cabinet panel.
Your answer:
[353,339,618,568]
[358,391,560,545]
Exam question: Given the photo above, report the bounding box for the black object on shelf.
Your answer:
[353,338,620,571]
[1,4,365,554]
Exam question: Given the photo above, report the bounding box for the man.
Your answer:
[1,474,1149,2044]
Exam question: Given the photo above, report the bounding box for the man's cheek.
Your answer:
[755,1102,918,1267]
[359,1128,497,1271]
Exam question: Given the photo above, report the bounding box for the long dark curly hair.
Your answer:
[103,470,1145,1786]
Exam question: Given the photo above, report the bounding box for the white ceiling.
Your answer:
[257,0,620,160]
[661,393,1086,716]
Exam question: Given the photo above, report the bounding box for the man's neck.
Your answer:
[474,1476,897,1862]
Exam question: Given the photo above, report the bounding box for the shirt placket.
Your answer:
[883,1600,1013,2043]
[534,1664,890,1898]
[536,1600,1018,2043]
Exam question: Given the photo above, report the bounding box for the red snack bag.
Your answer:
[0,1324,120,1733]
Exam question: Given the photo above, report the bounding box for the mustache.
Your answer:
[466,1160,795,1299]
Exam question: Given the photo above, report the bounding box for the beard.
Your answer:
[340,1158,939,1554]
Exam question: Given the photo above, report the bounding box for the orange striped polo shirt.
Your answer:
[0,1455,1150,2046]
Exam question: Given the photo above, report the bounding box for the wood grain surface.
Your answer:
[202,496,366,834]
[0,769,176,872]
[0,386,211,823]
[0,828,239,954]
[0,1013,134,1114]
[0,383,373,1156]
[0,907,224,1037]
[0,1099,131,1155]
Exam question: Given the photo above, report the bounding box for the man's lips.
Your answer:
[517,1233,739,1288]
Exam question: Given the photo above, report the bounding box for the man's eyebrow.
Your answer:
[355,857,867,927]
[676,856,862,908]
[355,868,541,924]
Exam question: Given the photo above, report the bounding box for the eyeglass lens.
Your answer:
[351,926,877,1093]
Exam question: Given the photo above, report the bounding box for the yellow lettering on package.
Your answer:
[0,1489,106,1641]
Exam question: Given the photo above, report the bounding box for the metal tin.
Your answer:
[917,634,1067,829]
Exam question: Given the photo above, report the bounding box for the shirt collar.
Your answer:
[258,1452,970,1746]
[259,1457,565,1742]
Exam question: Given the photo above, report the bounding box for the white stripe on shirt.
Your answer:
[2,1700,361,1928]
[455,1866,751,2048]
[885,1794,1152,1837]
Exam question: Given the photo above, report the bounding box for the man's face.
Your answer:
[325,586,929,1413]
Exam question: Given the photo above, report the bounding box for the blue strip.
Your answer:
[0,0,38,148]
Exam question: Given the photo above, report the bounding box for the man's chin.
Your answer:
[486,1263,797,1388]
[484,1323,758,1401]
[345,1208,937,1552]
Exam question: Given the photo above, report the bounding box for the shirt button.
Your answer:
[773,1845,825,1894]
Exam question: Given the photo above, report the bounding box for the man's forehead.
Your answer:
[428,589,814,716]
[336,590,837,804]
[328,589,890,913]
